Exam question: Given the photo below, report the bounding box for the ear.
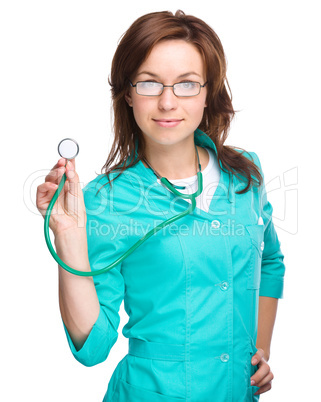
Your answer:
[125,91,133,107]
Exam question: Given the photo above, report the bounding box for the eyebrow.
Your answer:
[136,71,201,79]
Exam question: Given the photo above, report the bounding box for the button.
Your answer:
[261,241,264,251]
[220,281,229,291]
[220,353,229,362]
[211,220,220,229]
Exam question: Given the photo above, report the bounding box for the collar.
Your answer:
[193,128,222,168]
[129,128,234,204]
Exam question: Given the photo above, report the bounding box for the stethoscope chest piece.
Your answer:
[58,138,79,160]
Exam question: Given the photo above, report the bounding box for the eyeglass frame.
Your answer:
[128,79,208,97]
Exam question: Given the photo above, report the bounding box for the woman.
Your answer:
[36,10,285,402]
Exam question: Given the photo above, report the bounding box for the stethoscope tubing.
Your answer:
[44,163,203,277]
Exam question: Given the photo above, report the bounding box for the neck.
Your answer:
[142,137,207,180]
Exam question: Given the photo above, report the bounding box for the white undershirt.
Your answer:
[157,147,221,213]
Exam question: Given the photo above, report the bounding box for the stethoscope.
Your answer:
[44,138,203,276]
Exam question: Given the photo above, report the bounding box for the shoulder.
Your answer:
[81,170,122,206]
[233,147,262,171]
[82,166,141,215]
[83,173,113,197]
[80,171,132,226]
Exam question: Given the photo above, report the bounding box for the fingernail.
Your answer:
[251,380,256,385]
[252,358,257,365]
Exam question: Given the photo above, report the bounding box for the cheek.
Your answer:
[132,97,152,116]
[185,99,207,119]
[132,102,147,124]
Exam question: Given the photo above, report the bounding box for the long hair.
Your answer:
[98,10,263,194]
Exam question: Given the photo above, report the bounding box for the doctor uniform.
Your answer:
[63,128,285,401]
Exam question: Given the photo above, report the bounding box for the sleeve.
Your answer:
[62,180,125,367]
[250,152,286,299]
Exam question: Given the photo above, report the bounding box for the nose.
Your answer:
[158,86,178,111]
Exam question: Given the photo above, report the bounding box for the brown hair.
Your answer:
[98,10,263,194]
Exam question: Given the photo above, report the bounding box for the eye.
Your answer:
[180,81,198,89]
[140,81,161,88]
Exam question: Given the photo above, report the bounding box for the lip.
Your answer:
[153,119,183,128]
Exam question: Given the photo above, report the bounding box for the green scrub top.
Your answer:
[63,128,285,401]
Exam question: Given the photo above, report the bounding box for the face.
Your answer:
[125,40,207,149]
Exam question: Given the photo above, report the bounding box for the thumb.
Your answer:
[68,157,76,170]
[65,158,77,181]
[251,348,264,365]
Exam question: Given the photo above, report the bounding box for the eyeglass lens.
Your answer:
[136,81,201,96]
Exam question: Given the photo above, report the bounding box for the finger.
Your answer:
[57,157,68,165]
[37,182,59,198]
[251,348,265,365]
[44,158,67,181]
[45,165,66,184]
[254,381,272,396]
[36,182,59,211]
[251,361,270,386]
[255,371,274,388]
[52,158,68,170]
[39,177,68,212]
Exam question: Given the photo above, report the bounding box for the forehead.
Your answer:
[136,40,206,79]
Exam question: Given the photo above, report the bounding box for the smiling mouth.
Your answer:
[153,119,183,127]
[153,119,183,122]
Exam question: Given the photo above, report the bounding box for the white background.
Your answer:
[1,0,319,401]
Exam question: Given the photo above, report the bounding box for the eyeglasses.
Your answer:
[129,80,208,97]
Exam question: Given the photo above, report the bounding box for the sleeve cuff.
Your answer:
[62,306,111,367]
[259,278,284,299]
